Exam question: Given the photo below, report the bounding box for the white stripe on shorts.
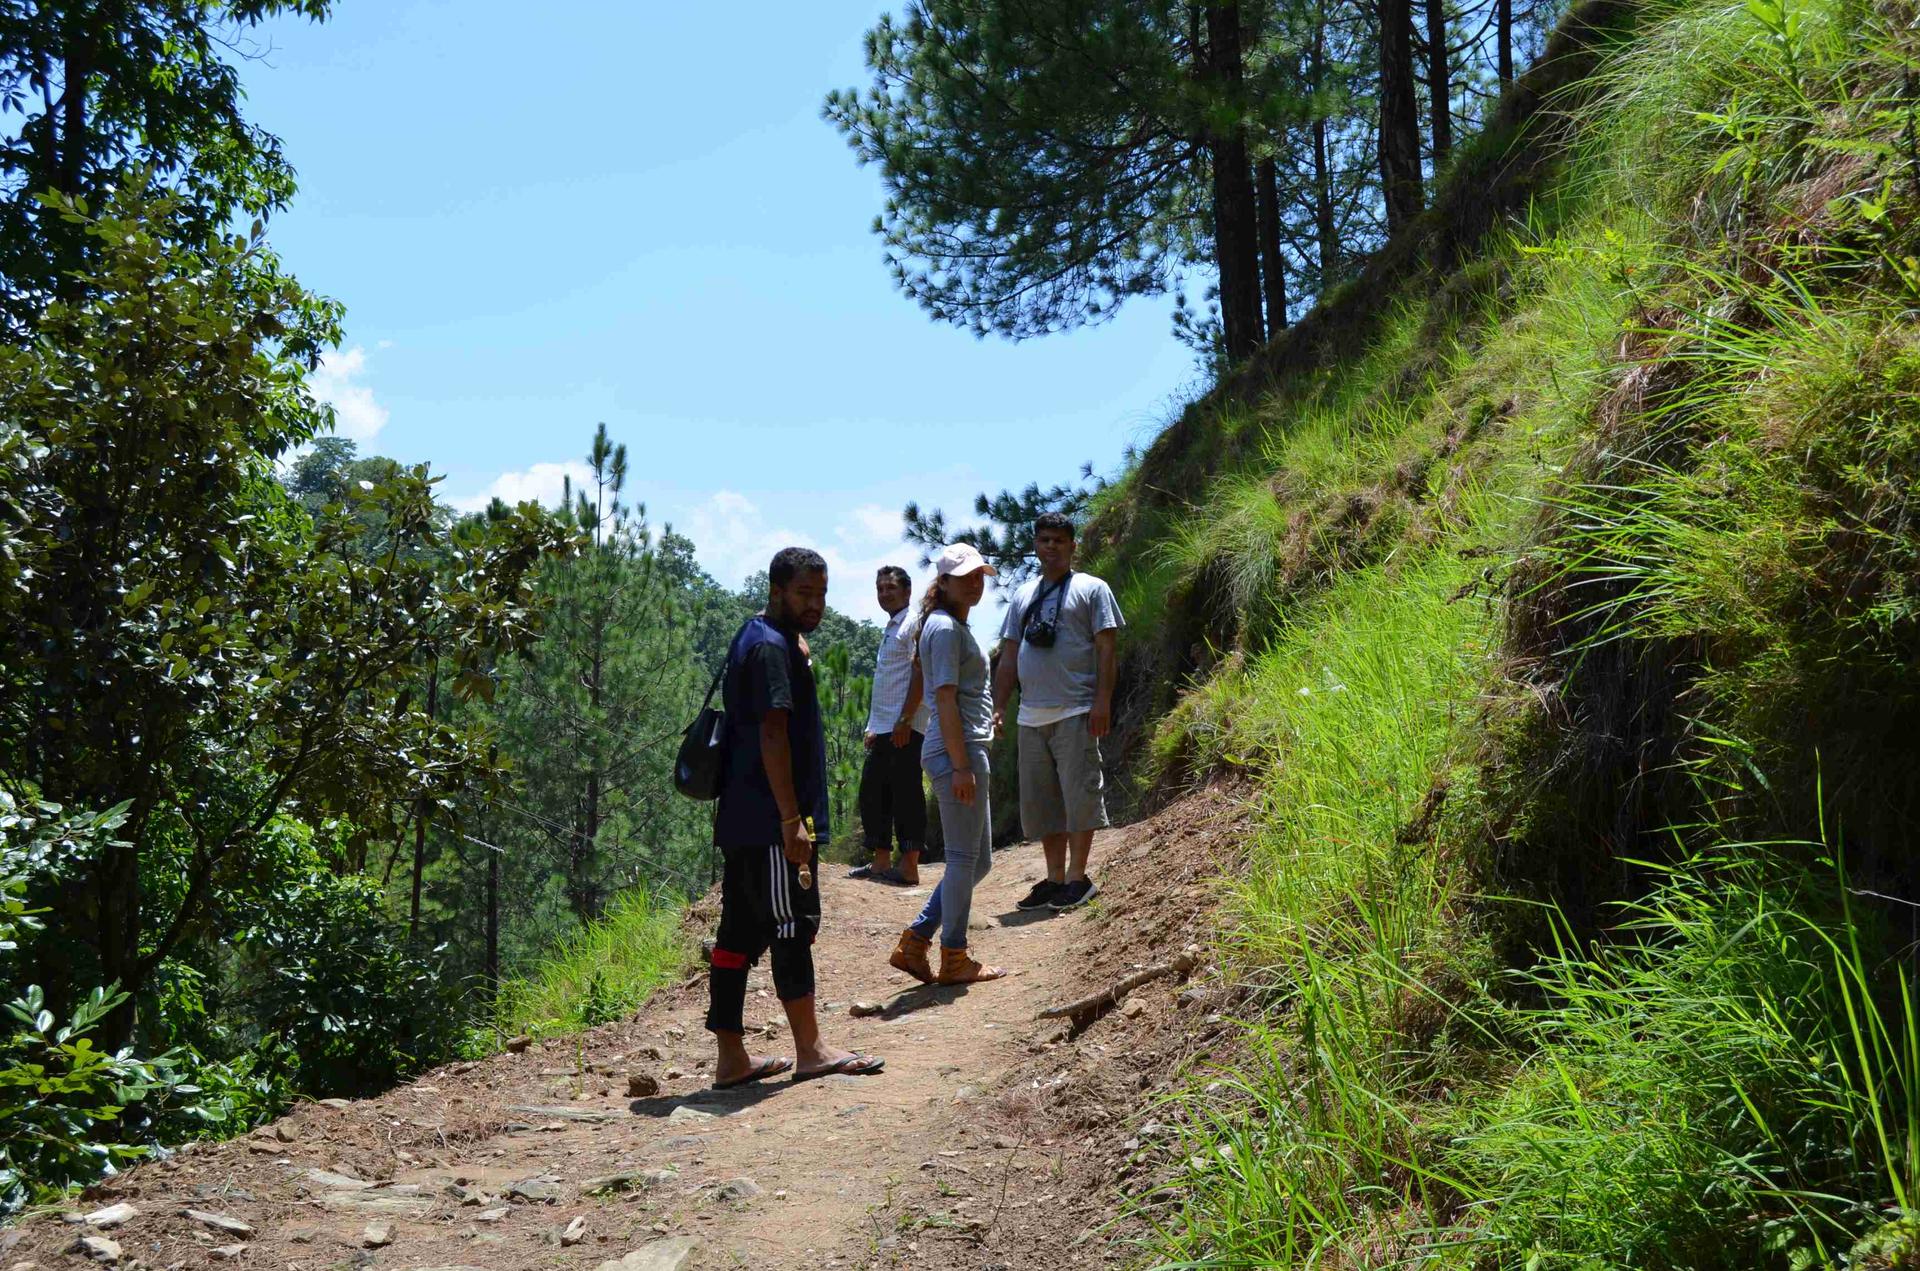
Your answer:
[769,844,794,940]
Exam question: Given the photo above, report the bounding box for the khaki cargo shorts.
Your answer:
[1017,714,1109,837]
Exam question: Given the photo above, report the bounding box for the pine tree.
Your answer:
[492,425,708,927]
[825,0,1200,341]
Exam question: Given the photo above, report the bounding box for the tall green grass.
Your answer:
[1134,553,1500,1268]
[481,884,688,1046]
[1125,0,1920,1265]
[1448,849,1920,1269]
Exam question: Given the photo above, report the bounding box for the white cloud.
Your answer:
[682,490,943,631]
[452,460,594,514]
[841,502,904,545]
[309,346,390,444]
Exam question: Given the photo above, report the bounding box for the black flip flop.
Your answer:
[712,1056,792,1090]
[846,863,874,879]
[793,1054,885,1083]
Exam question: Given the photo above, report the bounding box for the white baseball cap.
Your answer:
[934,542,998,577]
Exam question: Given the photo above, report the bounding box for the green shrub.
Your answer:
[229,848,465,1096]
[0,985,172,1215]
[0,798,181,1212]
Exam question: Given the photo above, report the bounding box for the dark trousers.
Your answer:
[857,731,926,852]
[705,842,820,1035]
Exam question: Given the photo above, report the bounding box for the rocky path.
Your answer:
[4,825,1174,1271]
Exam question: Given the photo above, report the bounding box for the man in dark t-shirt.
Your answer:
[704,546,885,1088]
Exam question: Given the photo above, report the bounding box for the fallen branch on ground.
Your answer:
[1036,945,1203,1021]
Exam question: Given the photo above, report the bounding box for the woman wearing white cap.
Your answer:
[887,542,1009,985]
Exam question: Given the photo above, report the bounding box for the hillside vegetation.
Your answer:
[1069,0,1920,1264]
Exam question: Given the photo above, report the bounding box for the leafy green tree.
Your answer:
[0,0,331,329]
[0,185,574,1051]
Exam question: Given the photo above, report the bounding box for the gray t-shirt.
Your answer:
[918,609,993,777]
[998,571,1124,711]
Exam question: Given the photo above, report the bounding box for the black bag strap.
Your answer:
[1022,570,1072,638]
[699,656,726,708]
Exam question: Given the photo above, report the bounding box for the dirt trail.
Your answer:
[4,808,1239,1271]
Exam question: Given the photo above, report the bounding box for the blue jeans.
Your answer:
[910,745,992,950]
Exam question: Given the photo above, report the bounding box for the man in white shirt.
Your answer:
[851,565,929,885]
[991,513,1123,911]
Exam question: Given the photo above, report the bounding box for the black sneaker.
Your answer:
[1016,880,1062,910]
[1048,878,1098,911]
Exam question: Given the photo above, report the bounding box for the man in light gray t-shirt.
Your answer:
[991,513,1123,912]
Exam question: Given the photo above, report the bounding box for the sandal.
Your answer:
[937,947,1008,984]
[712,1056,792,1089]
[793,1053,886,1083]
[889,930,935,984]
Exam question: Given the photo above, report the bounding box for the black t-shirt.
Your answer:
[713,615,830,848]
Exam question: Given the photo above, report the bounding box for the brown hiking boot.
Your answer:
[889,930,934,984]
[937,946,1007,985]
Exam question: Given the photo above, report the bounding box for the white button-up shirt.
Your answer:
[865,607,930,736]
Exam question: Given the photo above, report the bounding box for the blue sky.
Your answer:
[244,0,1200,626]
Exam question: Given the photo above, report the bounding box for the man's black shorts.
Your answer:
[713,842,821,962]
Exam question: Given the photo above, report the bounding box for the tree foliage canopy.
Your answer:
[0,1,332,327]
[825,0,1202,339]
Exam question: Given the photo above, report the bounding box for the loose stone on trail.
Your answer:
[504,1104,616,1123]
[591,1236,700,1271]
[181,1210,254,1238]
[507,1175,565,1203]
[68,1237,119,1264]
[299,1168,370,1190]
[583,1168,677,1195]
[666,1104,716,1123]
[315,1192,434,1217]
[80,1205,135,1230]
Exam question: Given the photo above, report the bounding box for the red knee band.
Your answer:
[710,947,750,970]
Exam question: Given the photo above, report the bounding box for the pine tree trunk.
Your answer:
[1498,0,1514,84]
[485,829,500,997]
[1205,0,1263,362]
[571,497,607,923]
[1310,6,1340,287]
[409,663,438,942]
[1426,0,1452,169]
[1255,157,1288,335]
[1378,0,1424,233]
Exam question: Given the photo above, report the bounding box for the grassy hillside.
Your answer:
[1075,0,1920,1264]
